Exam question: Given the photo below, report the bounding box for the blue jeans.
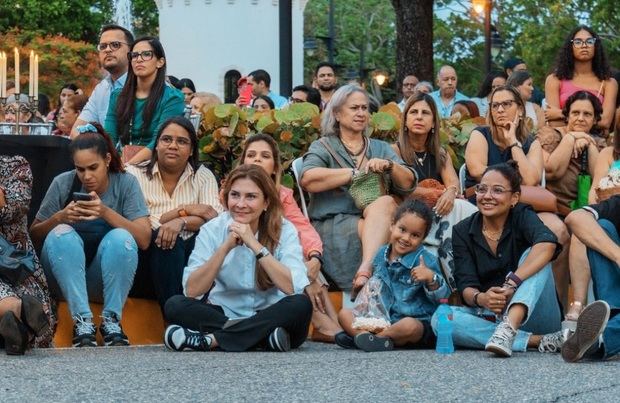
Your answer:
[41,224,138,320]
[586,219,620,359]
[432,248,561,352]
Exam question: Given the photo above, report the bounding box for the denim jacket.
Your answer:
[372,244,450,322]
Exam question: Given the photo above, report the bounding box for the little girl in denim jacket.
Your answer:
[336,199,450,351]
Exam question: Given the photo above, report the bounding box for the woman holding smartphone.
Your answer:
[30,123,151,348]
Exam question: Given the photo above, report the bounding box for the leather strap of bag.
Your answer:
[319,137,352,169]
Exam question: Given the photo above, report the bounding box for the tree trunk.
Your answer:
[391,0,434,85]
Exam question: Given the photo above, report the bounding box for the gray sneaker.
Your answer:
[538,330,564,353]
[562,300,610,363]
[485,317,517,357]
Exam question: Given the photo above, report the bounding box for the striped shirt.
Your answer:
[127,163,223,240]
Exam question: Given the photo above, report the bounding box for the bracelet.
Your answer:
[308,253,324,268]
[502,282,518,293]
[473,291,482,308]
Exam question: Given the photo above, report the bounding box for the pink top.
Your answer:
[279,186,323,258]
[559,79,604,108]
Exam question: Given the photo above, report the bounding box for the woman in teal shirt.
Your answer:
[105,36,184,164]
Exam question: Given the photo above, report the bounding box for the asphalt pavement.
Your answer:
[1,342,618,402]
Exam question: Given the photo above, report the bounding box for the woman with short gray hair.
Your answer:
[301,85,417,299]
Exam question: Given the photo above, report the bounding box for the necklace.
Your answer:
[340,136,367,169]
[482,225,503,242]
[341,137,365,157]
[414,151,428,165]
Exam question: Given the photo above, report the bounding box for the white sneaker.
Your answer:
[485,318,517,357]
[538,330,564,353]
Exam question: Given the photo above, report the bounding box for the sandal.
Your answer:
[350,270,371,302]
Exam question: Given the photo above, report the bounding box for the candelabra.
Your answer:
[0,94,51,135]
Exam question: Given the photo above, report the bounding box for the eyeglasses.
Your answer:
[490,100,516,111]
[159,135,191,147]
[474,184,512,197]
[289,97,306,103]
[402,83,418,88]
[97,41,128,52]
[4,105,31,115]
[571,38,596,47]
[128,50,155,62]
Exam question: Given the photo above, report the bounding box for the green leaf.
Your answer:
[281,173,294,189]
[371,112,397,131]
[214,104,235,119]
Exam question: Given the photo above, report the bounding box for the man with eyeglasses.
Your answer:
[398,74,419,111]
[289,85,321,110]
[431,65,469,118]
[70,25,134,137]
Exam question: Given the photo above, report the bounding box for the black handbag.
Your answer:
[0,234,36,285]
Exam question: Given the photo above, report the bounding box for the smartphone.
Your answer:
[238,83,253,106]
[72,192,93,202]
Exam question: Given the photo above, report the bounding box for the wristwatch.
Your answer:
[508,141,522,150]
[255,246,271,260]
[309,253,324,268]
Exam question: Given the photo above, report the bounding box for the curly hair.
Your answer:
[553,26,611,81]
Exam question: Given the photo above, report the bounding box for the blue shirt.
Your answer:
[430,90,469,118]
[268,90,289,109]
[182,212,310,319]
[78,72,127,126]
[372,244,450,322]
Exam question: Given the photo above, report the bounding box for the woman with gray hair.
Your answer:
[300,85,416,299]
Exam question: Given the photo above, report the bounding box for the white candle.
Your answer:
[14,47,19,94]
[0,52,5,98]
[29,50,34,97]
[34,54,39,101]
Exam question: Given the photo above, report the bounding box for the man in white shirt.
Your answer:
[70,25,133,137]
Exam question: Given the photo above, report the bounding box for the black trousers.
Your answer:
[131,230,196,311]
[164,294,312,352]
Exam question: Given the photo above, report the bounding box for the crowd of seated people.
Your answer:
[2,23,620,366]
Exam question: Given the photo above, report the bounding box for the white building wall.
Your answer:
[157,0,307,99]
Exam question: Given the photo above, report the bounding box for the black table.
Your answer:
[0,135,73,224]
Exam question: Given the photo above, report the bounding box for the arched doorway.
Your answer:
[224,70,242,103]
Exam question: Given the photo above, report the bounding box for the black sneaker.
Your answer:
[72,315,97,347]
[100,313,129,346]
[0,311,28,355]
[354,333,394,352]
[164,325,212,351]
[562,300,610,363]
[266,327,291,352]
[334,331,356,349]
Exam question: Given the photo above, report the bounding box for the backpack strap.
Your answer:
[319,137,351,169]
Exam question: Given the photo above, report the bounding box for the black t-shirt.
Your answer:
[583,195,620,232]
[452,203,560,293]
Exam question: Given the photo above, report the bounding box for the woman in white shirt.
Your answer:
[163,164,312,352]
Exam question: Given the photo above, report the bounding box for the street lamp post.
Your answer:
[484,0,492,74]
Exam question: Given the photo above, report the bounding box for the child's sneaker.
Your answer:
[72,315,97,347]
[485,317,516,357]
[99,313,129,346]
[354,333,393,352]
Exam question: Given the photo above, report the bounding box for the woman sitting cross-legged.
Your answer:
[30,123,151,347]
[239,134,342,342]
[127,116,222,312]
[164,165,312,352]
[439,161,564,357]
[336,200,450,352]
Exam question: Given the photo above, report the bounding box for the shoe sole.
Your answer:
[485,342,513,357]
[72,339,97,348]
[21,295,50,337]
[103,339,130,347]
[0,312,26,355]
[562,301,610,363]
[354,333,393,352]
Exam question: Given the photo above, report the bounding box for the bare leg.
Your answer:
[310,288,342,339]
[352,196,397,292]
[567,235,590,319]
[0,296,22,319]
[376,317,425,346]
[506,303,527,330]
[538,212,570,310]
[338,308,366,337]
